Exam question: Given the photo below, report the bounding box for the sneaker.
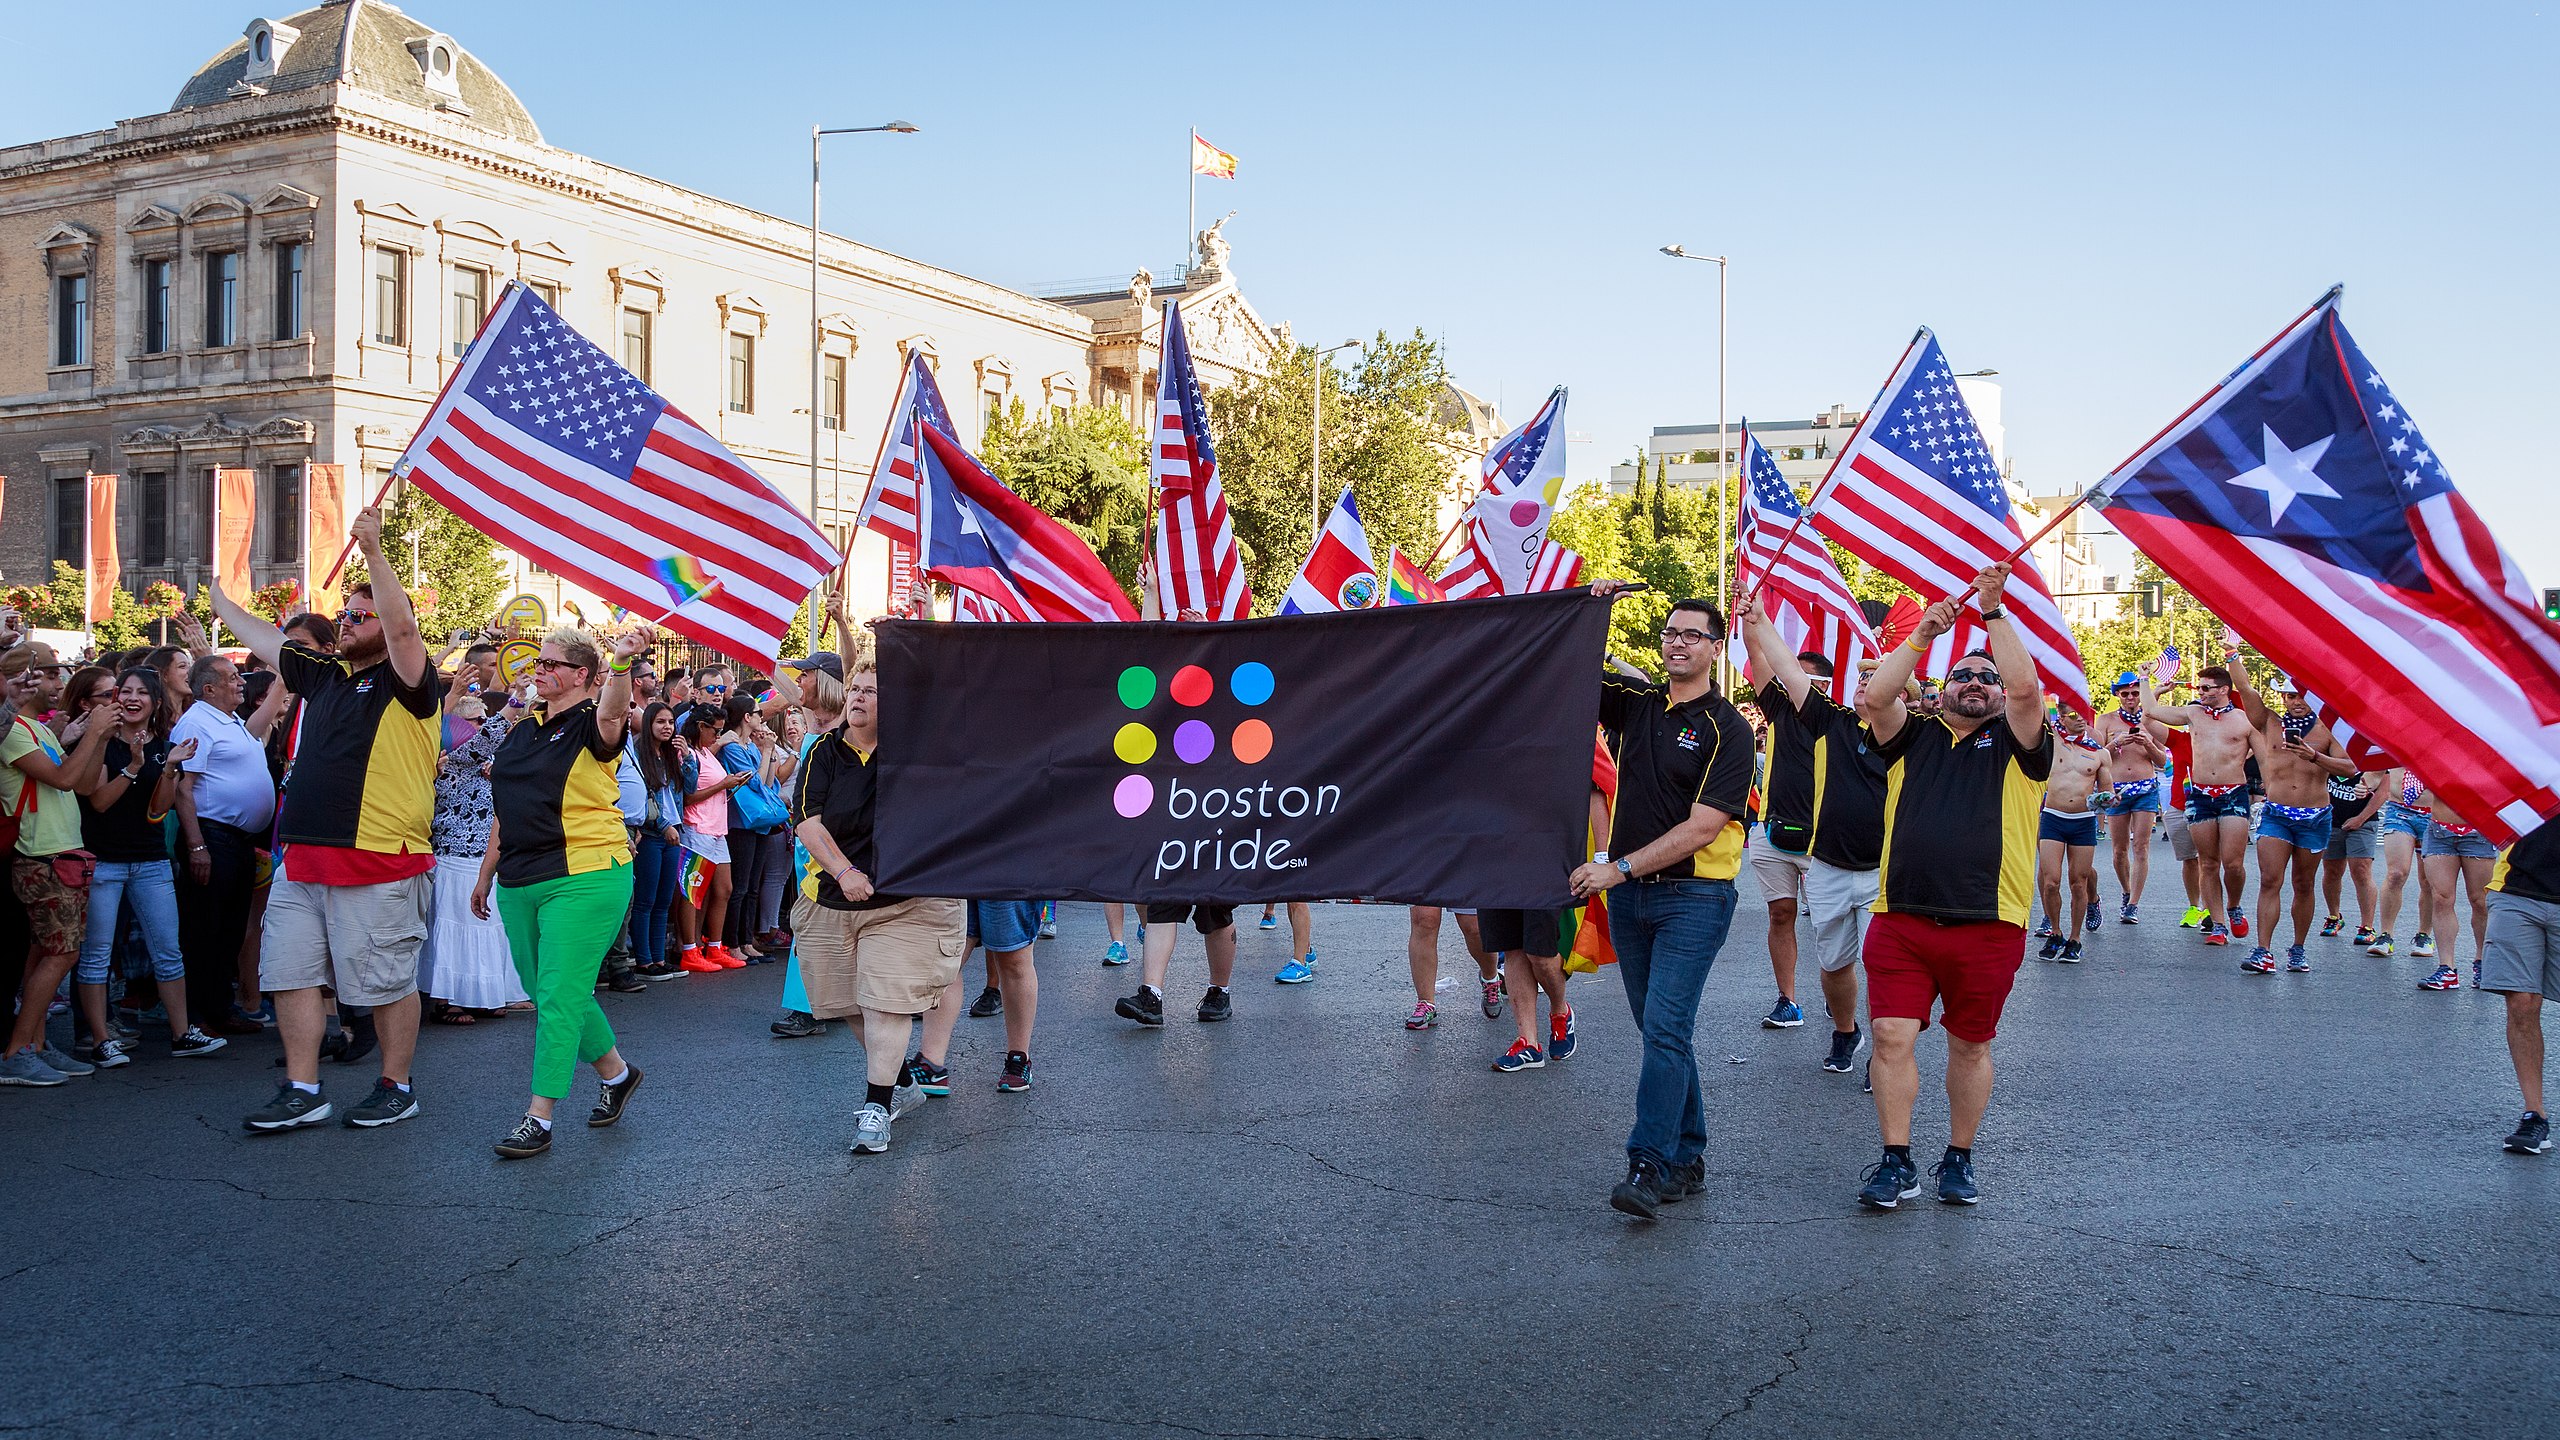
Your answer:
[2352,926,2376,948]
[850,1102,892,1154]
[1661,1157,1707,1204]
[2229,904,2248,938]
[2319,915,2344,938]
[770,1010,827,1039]
[2285,945,2311,974]
[968,986,1004,1018]
[636,960,686,979]
[1492,1038,1546,1072]
[1549,1008,1577,1061]
[493,1115,552,1159]
[2474,957,2484,989]
[1115,988,1166,1027]
[344,1079,420,1128]
[1102,940,1131,967]
[1858,1150,1923,1210]
[677,947,723,974]
[997,1052,1032,1092]
[1863,1061,1872,1095]
[1762,997,1806,1029]
[904,1054,952,1095]
[1823,1025,1866,1074]
[2120,903,2140,925]
[2180,906,2207,928]
[38,1046,93,1078]
[2419,964,2461,991]
[2413,932,2437,959]
[2060,939,2085,964]
[0,1048,68,1087]
[1405,1001,1439,1031]
[1481,974,1505,1019]
[705,944,746,970]
[890,1081,925,1119]
[1257,912,1279,931]
[1609,1156,1668,1220]
[1196,987,1233,1023]
[2242,948,2277,975]
[604,970,647,994]
[587,1064,642,1127]
[2039,934,2065,961]
[2204,923,2231,947]
[1933,1148,1981,1205]
[2084,906,2102,933]
[2033,922,2055,941]
[242,1083,331,1129]
[2504,1111,2552,1155]
[228,1001,273,1029]
[1275,952,1317,984]
[76,1037,135,1069]
[2367,931,2395,957]
[1038,910,1058,940]
[170,1028,227,1058]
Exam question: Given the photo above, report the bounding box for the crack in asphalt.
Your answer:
[1701,1302,1816,1438]
[54,1161,629,1222]
[1986,1216,2560,1319]
[3,1372,708,1439]
[934,1410,1427,1440]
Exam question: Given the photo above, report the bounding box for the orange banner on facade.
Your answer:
[86,473,119,623]
[306,463,345,599]
[215,467,256,598]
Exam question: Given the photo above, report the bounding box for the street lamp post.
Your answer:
[1310,339,1360,536]
[1662,243,1729,685]
[810,121,920,544]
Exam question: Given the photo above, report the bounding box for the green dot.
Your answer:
[1117,666,1156,709]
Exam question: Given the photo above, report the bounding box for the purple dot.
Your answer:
[1509,497,1542,526]
[1173,720,1215,764]
[1112,774,1155,818]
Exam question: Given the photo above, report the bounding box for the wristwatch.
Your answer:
[1979,605,2006,622]
[1614,857,1633,878]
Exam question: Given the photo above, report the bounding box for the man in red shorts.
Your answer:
[1852,564,2052,1210]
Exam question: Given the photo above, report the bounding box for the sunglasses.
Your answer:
[1946,667,2001,686]
[337,608,377,625]
[1659,627,1714,646]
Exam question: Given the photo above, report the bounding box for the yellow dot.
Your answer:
[1114,723,1157,764]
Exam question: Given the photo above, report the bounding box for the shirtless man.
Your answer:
[2036,705,2116,963]
[2148,642,2264,947]
[2094,671,2174,924]
[2231,672,2355,974]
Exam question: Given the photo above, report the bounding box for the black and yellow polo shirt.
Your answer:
[2489,821,2560,904]
[1796,688,1887,872]
[1756,679,1819,854]
[1873,712,2053,926]
[489,700,629,888]
[793,725,896,910]
[1598,672,1757,881]
[275,643,445,858]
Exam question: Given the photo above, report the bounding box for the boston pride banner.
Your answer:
[872,590,1614,907]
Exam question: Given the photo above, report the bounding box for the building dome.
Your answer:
[172,1,542,145]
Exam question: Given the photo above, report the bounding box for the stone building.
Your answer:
[0,0,1418,626]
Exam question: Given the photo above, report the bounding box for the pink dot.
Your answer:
[1112,775,1154,818]
[1509,498,1542,526]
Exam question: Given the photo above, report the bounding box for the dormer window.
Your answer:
[406,33,465,102]
[241,18,299,82]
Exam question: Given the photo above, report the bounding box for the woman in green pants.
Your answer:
[472,624,653,1159]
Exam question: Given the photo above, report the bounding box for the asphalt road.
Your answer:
[4,860,2554,1440]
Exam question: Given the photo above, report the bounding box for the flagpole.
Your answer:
[1185,127,1196,283]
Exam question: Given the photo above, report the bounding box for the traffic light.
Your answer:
[2544,587,2560,622]
[2138,580,2166,619]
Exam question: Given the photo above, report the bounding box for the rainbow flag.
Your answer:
[1383,547,1447,606]
[681,851,711,910]
[650,555,718,610]
[1563,736,1621,975]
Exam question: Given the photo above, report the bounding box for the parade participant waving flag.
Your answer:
[2090,288,2560,842]
[1737,422,1878,704]
[1279,490,1381,615]
[392,285,839,669]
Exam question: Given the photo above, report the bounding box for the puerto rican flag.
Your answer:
[1811,330,2093,718]
[2092,288,2560,841]
[908,423,1137,623]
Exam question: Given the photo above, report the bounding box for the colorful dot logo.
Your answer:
[1109,659,1279,814]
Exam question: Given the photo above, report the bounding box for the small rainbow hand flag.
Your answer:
[650,555,718,610]
[1383,547,1447,606]
[681,851,710,909]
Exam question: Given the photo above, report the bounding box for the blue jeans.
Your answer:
[1607,877,1739,1171]
[632,833,685,967]
[77,860,183,986]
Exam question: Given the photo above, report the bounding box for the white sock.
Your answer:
[530,1114,553,1131]
[598,1063,629,1086]
[290,1079,320,1095]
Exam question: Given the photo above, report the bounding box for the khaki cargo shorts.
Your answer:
[260,873,431,1007]
[794,894,965,1019]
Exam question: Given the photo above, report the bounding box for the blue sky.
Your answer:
[11,1,2557,573]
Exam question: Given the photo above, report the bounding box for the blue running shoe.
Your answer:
[1257,912,1279,931]
[2120,902,2139,925]
[1549,1008,1577,1061]
[1932,1148,1980,1205]
[2285,944,2311,973]
[1859,1150,1922,1211]
[1491,1039,1545,1073]
[1275,951,1316,984]
[1762,997,1805,1029]
[2242,948,2277,975]
[2084,906,2102,934]
[1102,940,1131,967]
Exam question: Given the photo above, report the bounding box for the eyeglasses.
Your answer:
[532,658,587,675]
[1946,667,2001,686]
[337,609,377,626]
[1659,627,1714,646]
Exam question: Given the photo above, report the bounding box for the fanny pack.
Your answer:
[49,849,95,890]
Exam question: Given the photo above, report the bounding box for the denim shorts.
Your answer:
[2422,823,2498,861]
[968,900,1046,953]
[2254,803,2333,852]
[2187,786,2252,824]
[2378,802,2432,840]
[2099,777,2163,816]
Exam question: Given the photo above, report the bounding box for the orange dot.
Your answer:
[1231,718,1273,764]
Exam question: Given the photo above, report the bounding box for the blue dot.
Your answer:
[1229,662,1274,707]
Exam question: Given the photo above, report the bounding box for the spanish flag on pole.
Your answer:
[1191,131,1237,179]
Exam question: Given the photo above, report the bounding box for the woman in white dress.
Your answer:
[421,662,529,1021]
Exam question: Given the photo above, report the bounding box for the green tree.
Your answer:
[981,399,1152,603]
[1548,482,1724,674]
[1,565,196,651]
[340,486,506,634]
[2066,554,2269,709]
[1209,331,1464,612]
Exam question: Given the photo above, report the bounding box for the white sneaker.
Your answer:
[889,1081,924,1120]
[850,1101,892,1154]
[79,1037,135,1069]
[0,1049,67,1086]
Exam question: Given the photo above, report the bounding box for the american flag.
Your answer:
[1483,385,1569,500]
[1152,300,1251,619]
[1437,526,1581,599]
[1811,331,2093,717]
[1738,424,1876,703]
[396,284,838,667]
[2094,290,2560,840]
[856,349,962,562]
[2299,690,2394,769]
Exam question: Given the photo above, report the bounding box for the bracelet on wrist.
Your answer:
[608,657,634,674]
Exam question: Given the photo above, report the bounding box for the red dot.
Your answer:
[1170,665,1213,706]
